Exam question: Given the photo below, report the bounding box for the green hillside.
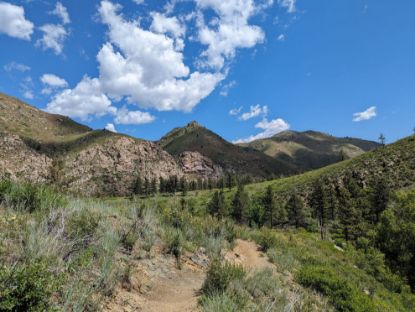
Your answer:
[240,130,379,172]
[160,121,297,178]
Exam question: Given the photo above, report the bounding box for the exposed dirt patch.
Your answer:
[225,239,275,272]
[105,240,275,312]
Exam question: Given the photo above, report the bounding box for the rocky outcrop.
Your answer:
[178,151,223,179]
[60,136,183,196]
[0,132,52,183]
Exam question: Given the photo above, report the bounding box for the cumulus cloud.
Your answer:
[239,104,268,121]
[277,34,285,41]
[46,76,116,120]
[105,123,117,132]
[353,106,377,122]
[132,0,144,4]
[41,73,68,88]
[233,117,290,143]
[195,0,266,69]
[279,0,296,13]
[4,62,30,72]
[150,12,185,38]
[36,24,68,54]
[0,2,34,40]
[96,0,224,112]
[229,106,242,116]
[23,90,34,99]
[114,107,155,125]
[51,2,70,24]
[40,73,68,95]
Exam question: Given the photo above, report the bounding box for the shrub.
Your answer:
[296,265,376,312]
[0,261,61,312]
[0,180,66,213]
[121,231,138,253]
[66,209,101,242]
[166,230,184,268]
[199,293,239,312]
[202,261,245,296]
[256,228,278,252]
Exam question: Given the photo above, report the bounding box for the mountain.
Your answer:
[0,93,182,196]
[159,121,296,179]
[239,130,379,172]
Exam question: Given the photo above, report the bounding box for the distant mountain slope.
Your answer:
[246,135,415,201]
[0,93,182,196]
[159,121,296,178]
[239,130,379,171]
[0,93,90,143]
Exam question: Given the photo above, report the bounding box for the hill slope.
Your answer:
[239,130,379,172]
[0,93,182,196]
[159,121,296,179]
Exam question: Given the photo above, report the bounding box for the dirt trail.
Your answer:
[225,239,275,272]
[105,240,272,312]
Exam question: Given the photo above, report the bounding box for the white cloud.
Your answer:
[220,80,236,96]
[40,73,68,88]
[132,0,144,4]
[195,0,266,69]
[233,117,290,143]
[52,2,70,24]
[36,24,68,54]
[23,90,34,99]
[96,0,224,112]
[353,106,377,122]
[0,2,34,40]
[279,0,296,13]
[4,62,30,72]
[239,104,268,121]
[46,76,116,120]
[229,106,242,116]
[277,33,285,41]
[115,107,155,125]
[105,123,117,132]
[150,12,185,39]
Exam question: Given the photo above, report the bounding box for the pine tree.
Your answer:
[151,178,157,195]
[274,202,288,228]
[263,186,275,228]
[370,176,390,223]
[337,185,358,241]
[181,178,188,196]
[144,178,150,196]
[231,185,249,223]
[287,194,308,229]
[310,180,329,239]
[379,133,386,146]
[133,175,143,195]
[159,177,166,193]
[208,190,227,218]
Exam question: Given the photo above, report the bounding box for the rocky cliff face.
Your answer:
[178,151,223,179]
[0,132,52,184]
[58,136,183,196]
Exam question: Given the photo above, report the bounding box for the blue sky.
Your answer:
[0,0,414,143]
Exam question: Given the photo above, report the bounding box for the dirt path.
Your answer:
[225,239,275,272]
[104,240,273,312]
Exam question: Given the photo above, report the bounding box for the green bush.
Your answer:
[66,209,101,242]
[202,261,245,296]
[166,230,184,268]
[256,228,278,252]
[121,231,138,253]
[0,180,66,213]
[0,261,61,312]
[296,265,376,312]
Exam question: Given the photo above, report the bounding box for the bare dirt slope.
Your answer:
[105,240,273,312]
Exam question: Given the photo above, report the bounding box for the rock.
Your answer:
[179,151,223,178]
[0,132,52,184]
[190,247,209,268]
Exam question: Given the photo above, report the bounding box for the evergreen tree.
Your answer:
[159,177,166,193]
[144,178,150,196]
[274,202,288,228]
[181,178,188,196]
[133,175,143,195]
[263,186,275,228]
[370,176,390,223]
[231,185,249,223]
[379,133,386,146]
[208,190,227,218]
[336,185,360,241]
[310,180,329,239]
[287,194,308,229]
[151,178,157,195]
